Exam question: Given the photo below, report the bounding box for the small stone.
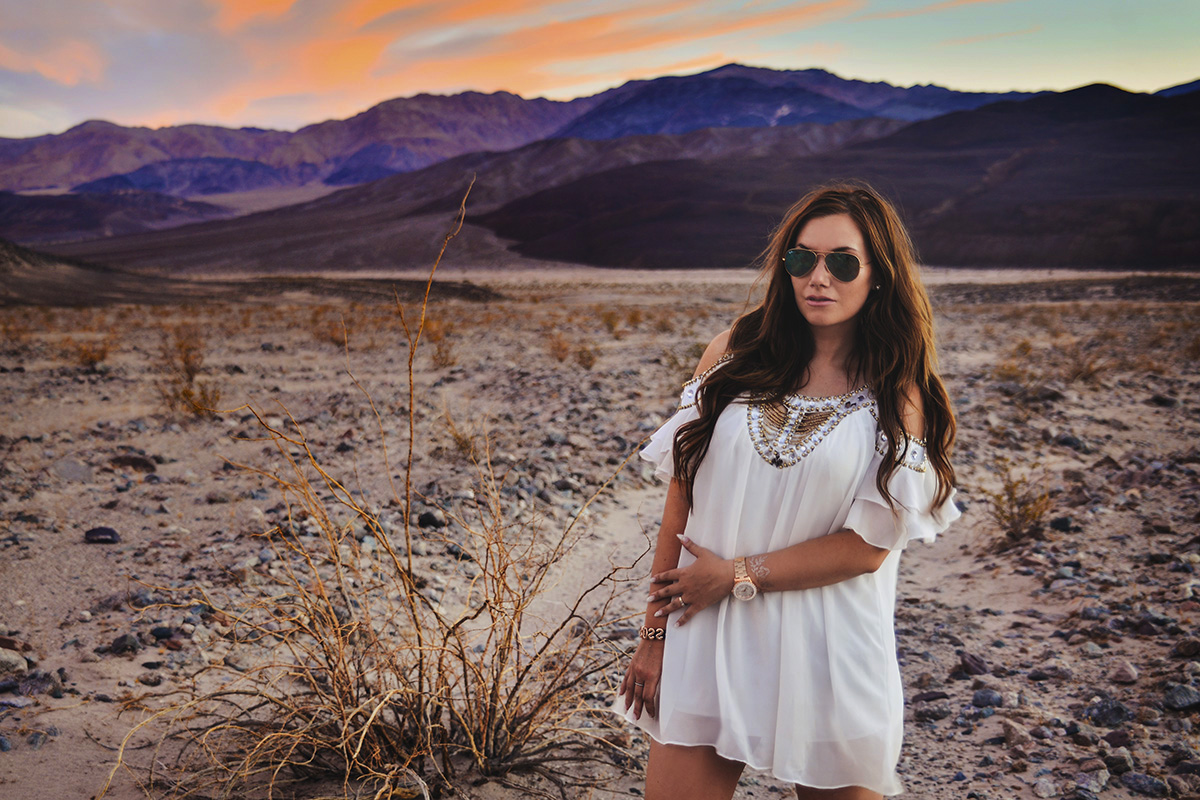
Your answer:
[52,458,92,482]
[1084,698,1133,727]
[26,731,49,750]
[84,526,120,544]
[0,734,10,752]
[150,626,174,640]
[1104,747,1134,774]
[914,703,952,722]
[0,648,26,677]
[1163,683,1200,712]
[972,688,1003,707]
[1002,718,1034,747]
[137,673,163,687]
[418,510,446,529]
[110,634,142,655]
[1032,776,1060,797]
[960,651,989,675]
[1075,768,1110,793]
[1109,659,1139,684]
[1120,772,1168,797]
[1172,638,1200,658]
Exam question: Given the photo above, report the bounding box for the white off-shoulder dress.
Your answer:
[618,361,960,795]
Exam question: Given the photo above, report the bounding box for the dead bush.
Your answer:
[102,179,642,800]
[981,464,1052,551]
[155,324,222,417]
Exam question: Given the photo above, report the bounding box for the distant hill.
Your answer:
[42,117,903,273]
[470,84,1200,268]
[0,64,1035,201]
[0,190,233,245]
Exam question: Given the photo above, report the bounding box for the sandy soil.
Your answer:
[1,268,1198,800]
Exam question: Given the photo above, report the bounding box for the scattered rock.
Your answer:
[110,454,156,473]
[1163,683,1200,712]
[1033,776,1060,797]
[1105,747,1135,774]
[52,458,92,482]
[418,510,447,529]
[1002,719,1035,748]
[914,703,952,722]
[109,634,142,655]
[84,526,121,544]
[1108,659,1139,684]
[0,648,26,676]
[1171,639,1200,658]
[1084,698,1133,727]
[972,688,1003,707]
[1120,772,1168,797]
[959,651,988,675]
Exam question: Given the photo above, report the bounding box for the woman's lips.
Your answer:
[805,296,835,306]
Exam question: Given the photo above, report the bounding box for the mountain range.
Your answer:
[3,63,1199,271]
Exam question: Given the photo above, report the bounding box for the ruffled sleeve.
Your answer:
[639,357,728,481]
[844,429,961,550]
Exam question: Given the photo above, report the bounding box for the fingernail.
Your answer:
[647,594,655,601]
[676,534,685,541]
[653,610,662,618]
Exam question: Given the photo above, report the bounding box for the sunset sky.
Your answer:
[0,0,1196,138]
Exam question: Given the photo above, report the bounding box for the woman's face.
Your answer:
[788,213,874,333]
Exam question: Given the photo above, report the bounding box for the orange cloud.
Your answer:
[0,39,106,86]
[211,0,299,33]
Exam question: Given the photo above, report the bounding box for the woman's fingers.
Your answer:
[643,674,658,718]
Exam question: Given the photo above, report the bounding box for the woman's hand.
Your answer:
[647,536,734,626]
[620,638,664,720]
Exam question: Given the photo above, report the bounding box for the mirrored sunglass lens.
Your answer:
[784,249,816,276]
[826,253,860,281]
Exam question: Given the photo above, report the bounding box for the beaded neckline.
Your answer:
[747,388,875,469]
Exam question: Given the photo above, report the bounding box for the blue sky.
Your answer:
[0,0,1196,137]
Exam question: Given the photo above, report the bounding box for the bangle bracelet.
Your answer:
[639,626,666,641]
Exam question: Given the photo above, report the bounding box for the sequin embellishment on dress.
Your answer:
[747,388,875,468]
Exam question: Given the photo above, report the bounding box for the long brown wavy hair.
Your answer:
[672,181,956,512]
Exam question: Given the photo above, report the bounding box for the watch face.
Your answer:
[733,581,757,601]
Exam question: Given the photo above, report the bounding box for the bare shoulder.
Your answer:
[900,384,926,440]
[693,329,732,377]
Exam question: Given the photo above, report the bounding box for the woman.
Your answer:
[617,183,960,799]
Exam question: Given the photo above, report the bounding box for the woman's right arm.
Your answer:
[620,328,731,719]
[620,477,689,719]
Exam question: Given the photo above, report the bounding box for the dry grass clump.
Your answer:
[546,332,571,363]
[574,345,598,371]
[103,182,641,800]
[63,334,115,371]
[423,318,456,368]
[0,309,35,353]
[597,309,623,340]
[981,463,1052,551]
[155,324,222,417]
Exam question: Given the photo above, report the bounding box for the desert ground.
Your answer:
[1,266,1199,800]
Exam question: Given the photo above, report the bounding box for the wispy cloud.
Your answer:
[0,39,106,85]
[860,0,1027,21]
[940,24,1041,46]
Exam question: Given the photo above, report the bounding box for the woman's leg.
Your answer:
[794,785,882,800]
[645,740,745,800]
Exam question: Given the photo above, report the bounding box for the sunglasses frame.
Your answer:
[782,247,864,283]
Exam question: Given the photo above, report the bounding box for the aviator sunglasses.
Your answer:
[782,248,864,283]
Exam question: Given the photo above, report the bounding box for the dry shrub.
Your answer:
[547,332,571,363]
[424,318,456,368]
[982,464,1052,551]
[663,342,708,388]
[443,401,481,462]
[156,324,222,417]
[1057,340,1109,384]
[102,180,643,800]
[0,311,33,353]
[1187,335,1200,362]
[574,345,598,370]
[651,312,674,334]
[598,310,622,339]
[625,308,643,330]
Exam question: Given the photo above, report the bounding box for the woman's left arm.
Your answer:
[649,530,889,626]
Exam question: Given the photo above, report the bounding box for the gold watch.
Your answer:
[732,557,758,601]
